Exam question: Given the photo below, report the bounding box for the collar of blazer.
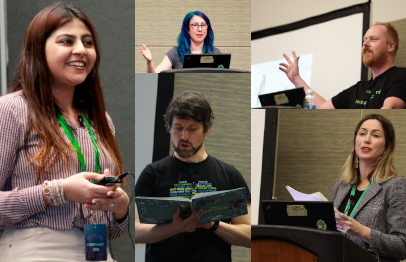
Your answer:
[334,182,382,218]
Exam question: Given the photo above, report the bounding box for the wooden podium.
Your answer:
[252,225,378,262]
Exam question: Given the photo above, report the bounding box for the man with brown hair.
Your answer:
[134,91,251,262]
[280,22,406,109]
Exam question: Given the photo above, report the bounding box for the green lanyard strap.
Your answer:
[341,182,370,235]
[56,110,100,175]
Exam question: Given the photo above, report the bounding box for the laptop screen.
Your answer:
[262,200,337,232]
[183,54,231,69]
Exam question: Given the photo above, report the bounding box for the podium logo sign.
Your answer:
[317,219,327,230]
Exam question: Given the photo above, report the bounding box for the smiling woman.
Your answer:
[139,11,222,72]
[0,3,129,262]
[45,18,96,89]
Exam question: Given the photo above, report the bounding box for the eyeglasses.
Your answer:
[189,23,208,30]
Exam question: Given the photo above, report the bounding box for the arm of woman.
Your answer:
[154,55,172,73]
[0,97,47,226]
[368,178,406,260]
[139,45,172,73]
[336,178,406,260]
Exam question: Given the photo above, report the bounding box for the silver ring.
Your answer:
[111,204,114,207]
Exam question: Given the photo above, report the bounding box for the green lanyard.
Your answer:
[341,182,370,235]
[56,110,100,177]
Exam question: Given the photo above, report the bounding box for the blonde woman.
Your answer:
[332,114,406,262]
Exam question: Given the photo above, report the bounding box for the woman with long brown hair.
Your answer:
[0,3,129,261]
[332,114,406,262]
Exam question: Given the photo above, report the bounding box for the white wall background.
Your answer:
[252,0,406,32]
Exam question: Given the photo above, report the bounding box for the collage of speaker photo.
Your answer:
[1,1,406,262]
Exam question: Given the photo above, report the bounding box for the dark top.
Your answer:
[331,66,406,109]
[331,177,406,262]
[135,155,251,262]
[338,187,364,216]
[166,47,222,69]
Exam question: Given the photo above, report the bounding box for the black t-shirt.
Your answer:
[331,66,406,109]
[135,155,251,262]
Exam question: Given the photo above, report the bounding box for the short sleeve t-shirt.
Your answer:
[135,155,251,262]
[166,47,222,69]
[331,66,406,109]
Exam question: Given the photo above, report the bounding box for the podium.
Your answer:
[160,68,250,73]
[252,225,378,262]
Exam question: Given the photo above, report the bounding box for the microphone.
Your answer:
[77,115,84,127]
[349,195,355,206]
[193,175,199,188]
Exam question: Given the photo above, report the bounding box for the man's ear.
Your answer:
[388,42,396,53]
[205,127,211,136]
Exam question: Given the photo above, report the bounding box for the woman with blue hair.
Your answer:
[140,11,221,72]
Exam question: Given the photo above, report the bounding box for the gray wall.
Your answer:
[134,73,159,262]
[6,1,135,261]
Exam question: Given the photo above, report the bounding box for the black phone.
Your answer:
[96,172,130,186]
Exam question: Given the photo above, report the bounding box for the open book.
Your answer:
[286,185,341,219]
[136,187,248,225]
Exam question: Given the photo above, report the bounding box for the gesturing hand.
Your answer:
[279,51,301,84]
[139,44,152,62]
[171,207,204,234]
[335,211,371,243]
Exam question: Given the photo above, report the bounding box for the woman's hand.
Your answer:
[63,172,118,204]
[335,211,371,243]
[139,44,152,62]
[84,169,130,221]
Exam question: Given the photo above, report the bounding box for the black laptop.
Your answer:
[258,87,306,107]
[262,200,337,232]
[183,54,231,69]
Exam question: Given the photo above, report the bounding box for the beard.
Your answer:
[173,139,203,159]
[362,47,387,68]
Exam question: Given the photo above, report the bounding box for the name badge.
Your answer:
[84,224,107,261]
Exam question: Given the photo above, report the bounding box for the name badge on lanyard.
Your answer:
[84,224,107,261]
[57,110,107,260]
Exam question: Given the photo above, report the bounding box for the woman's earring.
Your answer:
[354,155,359,168]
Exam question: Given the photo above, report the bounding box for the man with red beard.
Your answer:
[134,91,251,262]
[280,22,406,109]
